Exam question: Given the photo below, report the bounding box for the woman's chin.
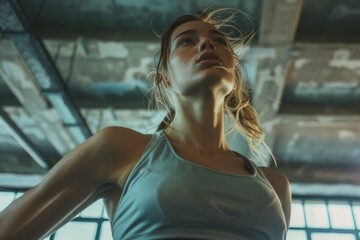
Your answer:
[192,74,233,92]
[197,67,234,83]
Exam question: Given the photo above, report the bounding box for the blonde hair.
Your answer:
[146,7,277,167]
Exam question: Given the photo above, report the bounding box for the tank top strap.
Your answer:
[232,151,258,177]
[140,130,163,156]
[125,130,164,175]
[233,152,274,189]
[253,163,267,179]
[243,156,255,175]
[249,161,275,190]
[116,130,163,199]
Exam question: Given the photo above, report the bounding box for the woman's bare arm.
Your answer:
[0,126,131,240]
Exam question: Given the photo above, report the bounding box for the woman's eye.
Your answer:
[178,39,194,47]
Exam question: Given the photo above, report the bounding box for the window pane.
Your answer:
[15,192,24,199]
[80,199,103,218]
[287,229,307,240]
[54,222,97,240]
[102,206,109,219]
[311,232,355,240]
[328,201,355,229]
[304,200,330,228]
[353,202,360,229]
[100,221,112,240]
[0,192,15,212]
[290,200,305,227]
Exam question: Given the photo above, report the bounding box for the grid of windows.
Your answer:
[1,191,360,240]
[288,197,360,240]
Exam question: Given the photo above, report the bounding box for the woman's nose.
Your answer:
[199,38,215,51]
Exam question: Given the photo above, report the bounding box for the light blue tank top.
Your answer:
[111,130,287,240]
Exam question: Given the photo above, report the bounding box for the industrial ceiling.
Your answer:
[0,0,359,196]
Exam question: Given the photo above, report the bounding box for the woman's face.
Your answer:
[167,20,236,96]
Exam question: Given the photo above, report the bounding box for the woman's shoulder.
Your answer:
[259,167,290,192]
[92,126,153,166]
[259,167,288,182]
[95,126,147,138]
[258,167,291,206]
[94,126,151,147]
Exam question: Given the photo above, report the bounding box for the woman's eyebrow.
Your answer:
[173,29,225,42]
[173,29,196,41]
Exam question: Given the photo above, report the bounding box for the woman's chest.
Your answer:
[173,148,253,177]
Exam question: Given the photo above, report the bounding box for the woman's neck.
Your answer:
[165,96,231,156]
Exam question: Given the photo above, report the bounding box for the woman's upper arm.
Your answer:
[260,167,292,230]
[0,126,129,239]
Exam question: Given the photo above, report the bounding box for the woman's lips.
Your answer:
[198,59,222,64]
[197,52,221,62]
[197,52,223,65]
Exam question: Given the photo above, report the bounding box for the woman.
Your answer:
[0,8,291,240]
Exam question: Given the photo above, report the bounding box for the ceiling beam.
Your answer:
[0,0,92,144]
[0,61,77,155]
[0,108,51,169]
[259,0,304,45]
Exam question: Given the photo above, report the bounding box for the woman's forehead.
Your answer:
[170,20,219,41]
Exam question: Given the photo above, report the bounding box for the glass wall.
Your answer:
[288,197,360,240]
